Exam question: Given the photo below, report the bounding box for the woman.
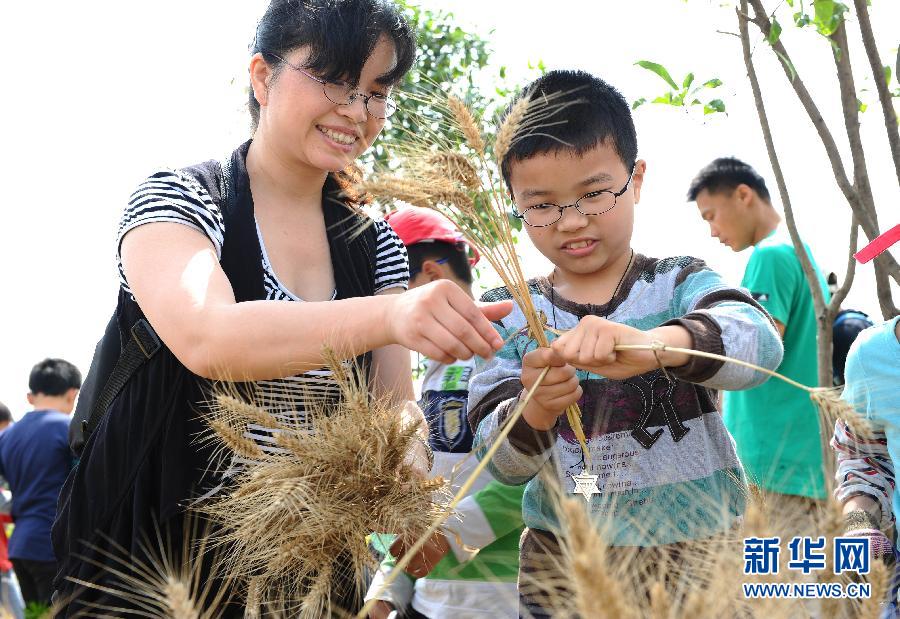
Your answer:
[51,1,510,615]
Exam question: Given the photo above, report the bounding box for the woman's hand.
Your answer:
[520,347,582,431]
[388,280,512,364]
[551,317,692,380]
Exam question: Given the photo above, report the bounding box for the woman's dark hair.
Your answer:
[500,70,638,189]
[686,157,771,203]
[249,0,416,130]
[28,358,82,397]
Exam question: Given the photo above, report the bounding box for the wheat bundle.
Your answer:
[194,352,449,618]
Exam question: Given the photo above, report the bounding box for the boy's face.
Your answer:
[508,142,644,281]
[694,186,755,252]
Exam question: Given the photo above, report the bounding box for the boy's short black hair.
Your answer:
[687,157,771,203]
[407,241,473,285]
[500,70,638,188]
[28,358,82,397]
[0,402,11,425]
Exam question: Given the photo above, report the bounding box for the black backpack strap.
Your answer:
[82,318,163,439]
[80,148,247,447]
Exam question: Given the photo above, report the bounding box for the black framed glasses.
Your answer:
[266,53,398,119]
[513,166,636,227]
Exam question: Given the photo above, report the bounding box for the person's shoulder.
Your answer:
[850,317,900,359]
[751,234,799,262]
[132,167,212,197]
[635,254,711,285]
[479,279,545,303]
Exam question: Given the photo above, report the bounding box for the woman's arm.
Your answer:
[370,289,415,406]
[121,223,510,380]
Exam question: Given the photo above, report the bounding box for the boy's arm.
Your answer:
[443,481,526,562]
[832,346,895,532]
[364,535,416,611]
[664,259,784,390]
[468,323,557,486]
[832,419,893,530]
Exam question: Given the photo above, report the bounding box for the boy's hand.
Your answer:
[389,530,451,578]
[521,348,582,431]
[551,317,691,380]
[368,600,397,619]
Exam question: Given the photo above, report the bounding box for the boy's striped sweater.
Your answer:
[468,254,784,546]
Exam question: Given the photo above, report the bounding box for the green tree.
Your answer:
[368,2,530,169]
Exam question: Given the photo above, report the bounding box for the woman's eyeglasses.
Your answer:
[265,52,398,120]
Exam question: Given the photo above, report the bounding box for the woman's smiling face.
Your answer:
[251,35,398,173]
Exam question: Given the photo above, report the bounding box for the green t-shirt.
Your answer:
[724,229,830,499]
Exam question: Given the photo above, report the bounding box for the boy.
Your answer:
[0,359,80,607]
[467,71,783,617]
[688,157,831,507]
[366,207,523,618]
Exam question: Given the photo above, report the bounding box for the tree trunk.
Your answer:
[738,2,833,389]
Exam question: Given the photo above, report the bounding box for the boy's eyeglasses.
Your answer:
[265,52,398,119]
[409,257,449,278]
[513,166,636,228]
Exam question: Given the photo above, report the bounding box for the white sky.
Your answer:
[0,1,897,417]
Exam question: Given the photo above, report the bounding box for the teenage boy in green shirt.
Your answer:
[688,157,830,504]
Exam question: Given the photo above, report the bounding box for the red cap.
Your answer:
[385,206,480,266]
[855,224,900,264]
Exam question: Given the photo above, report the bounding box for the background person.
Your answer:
[688,157,831,516]
[0,359,80,607]
[366,207,523,619]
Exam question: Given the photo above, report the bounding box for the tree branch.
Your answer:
[745,0,900,295]
[852,0,900,190]
[738,0,832,387]
[830,218,858,313]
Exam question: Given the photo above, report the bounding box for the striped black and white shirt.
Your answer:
[117,168,409,454]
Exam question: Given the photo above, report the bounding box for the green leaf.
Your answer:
[703,78,723,88]
[793,11,811,27]
[786,0,794,6]
[632,97,648,109]
[884,65,892,85]
[683,72,695,89]
[767,17,783,45]
[635,60,680,90]
[652,92,675,105]
[858,98,867,113]
[813,0,848,36]
[704,99,726,114]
